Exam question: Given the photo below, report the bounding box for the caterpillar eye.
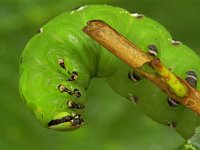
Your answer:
[58,85,73,95]
[128,71,141,82]
[171,40,182,45]
[58,58,66,70]
[167,97,180,107]
[67,71,78,81]
[185,71,198,88]
[148,45,158,56]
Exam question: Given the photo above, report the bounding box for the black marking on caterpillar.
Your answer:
[71,114,84,126]
[131,96,139,104]
[168,121,176,128]
[128,71,141,82]
[58,85,73,95]
[167,97,180,107]
[128,93,139,105]
[185,71,198,88]
[67,71,78,81]
[71,118,82,126]
[67,101,85,109]
[48,116,72,126]
[73,89,81,98]
[148,45,158,56]
[58,58,66,70]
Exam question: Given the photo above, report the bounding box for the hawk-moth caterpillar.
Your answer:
[19,5,200,140]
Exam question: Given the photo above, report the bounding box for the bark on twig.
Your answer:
[83,20,200,115]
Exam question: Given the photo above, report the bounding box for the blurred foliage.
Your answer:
[1,0,200,149]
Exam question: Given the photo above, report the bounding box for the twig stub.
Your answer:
[83,20,152,68]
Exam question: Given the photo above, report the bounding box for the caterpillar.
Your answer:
[19,5,200,140]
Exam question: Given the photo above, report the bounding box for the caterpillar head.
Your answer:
[47,112,84,131]
[26,97,85,131]
[45,85,85,131]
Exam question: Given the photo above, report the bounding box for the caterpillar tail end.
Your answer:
[47,112,84,131]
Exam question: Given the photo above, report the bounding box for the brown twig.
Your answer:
[83,20,200,115]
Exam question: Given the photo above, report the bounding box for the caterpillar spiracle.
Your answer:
[19,5,200,140]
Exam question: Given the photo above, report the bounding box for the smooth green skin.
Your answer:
[19,5,200,140]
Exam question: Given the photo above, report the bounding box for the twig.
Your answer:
[83,20,200,115]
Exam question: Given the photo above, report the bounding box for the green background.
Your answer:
[1,0,200,149]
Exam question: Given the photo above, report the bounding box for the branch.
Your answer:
[83,20,200,115]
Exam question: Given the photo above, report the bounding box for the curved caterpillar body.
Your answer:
[19,5,200,139]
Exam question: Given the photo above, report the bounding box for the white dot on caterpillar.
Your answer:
[71,6,88,14]
[76,6,88,11]
[37,28,43,33]
[131,13,144,19]
[171,40,182,45]
[128,93,138,105]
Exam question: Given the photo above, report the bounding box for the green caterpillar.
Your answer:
[19,5,200,140]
